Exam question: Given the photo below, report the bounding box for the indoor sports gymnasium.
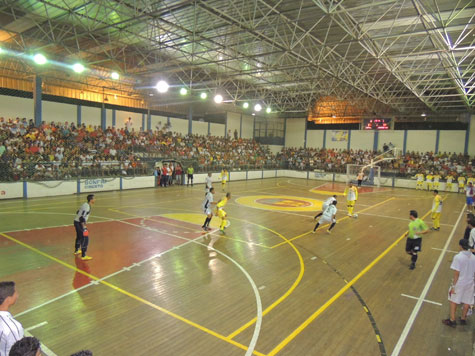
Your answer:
[0,1,474,356]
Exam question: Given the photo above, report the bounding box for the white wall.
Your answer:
[116,110,141,130]
[406,130,436,153]
[351,130,374,151]
[438,130,465,154]
[241,115,254,139]
[150,115,168,131]
[81,106,100,127]
[193,120,208,136]
[210,123,225,137]
[378,130,404,151]
[285,118,305,147]
[306,130,324,149]
[468,115,475,156]
[105,109,113,128]
[43,101,76,124]
[227,112,241,138]
[326,130,348,150]
[170,117,188,135]
[267,145,283,154]
[0,95,34,120]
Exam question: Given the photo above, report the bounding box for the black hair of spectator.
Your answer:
[8,337,40,356]
[0,281,15,305]
[70,351,93,356]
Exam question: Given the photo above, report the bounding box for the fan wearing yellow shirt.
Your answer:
[425,173,433,191]
[208,192,232,251]
[458,176,466,193]
[467,175,474,187]
[445,174,454,192]
[344,182,358,217]
[415,173,424,190]
[433,173,441,190]
[220,168,229,192]
[431,190,442,231]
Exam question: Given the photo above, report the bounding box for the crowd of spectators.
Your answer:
[0,117,275,181]
[1,116,474,182]
[277,146,475,178]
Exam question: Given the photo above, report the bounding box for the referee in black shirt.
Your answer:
[74,194,95,261]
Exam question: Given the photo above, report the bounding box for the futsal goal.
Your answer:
[346,147,401,187]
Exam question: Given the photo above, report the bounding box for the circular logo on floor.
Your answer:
[236,195,322,211]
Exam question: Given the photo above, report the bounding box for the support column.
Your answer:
[465,114,472,155]
[225,114,228,138]
[142,113,145,132]
[403,130,408,155]
[347,130,352,150]
[323,129,326,148]
[77,105,81,127]
[100,105,106,130]
[111,109,116,127]
[240,113,243,138]
[435,129,440,154]
[208,121,211,136]
[188,105,193,135]
[167,116,171,127]
[283,117,287,147]
[253,116,256,138]
[33,76,42,127]
[373,131,379,152]
[147,110,151,132]
[304,120,308,148]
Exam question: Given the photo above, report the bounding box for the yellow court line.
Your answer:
[225,216,305,340]
[109,208,271,249]
[271,196,395,248]
[266,204,438,356]
[0,232,265,356]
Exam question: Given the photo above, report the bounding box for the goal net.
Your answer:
[346,164,381,187]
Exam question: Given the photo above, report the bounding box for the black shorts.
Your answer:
[406,238,422,253]
[187,174,193,179]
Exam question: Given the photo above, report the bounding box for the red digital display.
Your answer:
[364,118,390,130]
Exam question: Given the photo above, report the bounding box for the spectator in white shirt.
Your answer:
[8,336,41,356]
[0,281,23,356]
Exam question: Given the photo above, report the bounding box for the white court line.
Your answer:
[400,294,442,306]
[431,247,458,254]
[391,204,466,356]
[117,218,263,356]
[359,212,454,227]
[15,235,204,318]
[24,330,57,356]
[25,321,48,331]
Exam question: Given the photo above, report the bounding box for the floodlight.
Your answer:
[254,103,262,112]
[111,72,120,80]
[72,63,85,73]
[180,87,188,95]
[214,94,223,104]
[33,54,47,65]
[242,102,249,109]
[266,107,271,114]
[156,80,169,93]
[200,92,208,100]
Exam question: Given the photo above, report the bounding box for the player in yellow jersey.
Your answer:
[425,173,433,191]
[431,190,442,231]
[415,172,424,190]
[467,175,474,187]
[432,173,441,190]
[207,192,232,251]
[445,174,454,192]
[344,182,358,217]
[220,168,229,191]
[458,175,466,193]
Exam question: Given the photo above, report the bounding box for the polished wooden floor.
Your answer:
[0,178,472,356]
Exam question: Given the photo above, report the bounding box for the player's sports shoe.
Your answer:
[347,213,352,217]
[81,256,93,261]
[442,319,456,328]
[312,230,316,234]
[459,319,467,325]
[74,250,81,255]
[326,230,331,234]
[409,262,415,270]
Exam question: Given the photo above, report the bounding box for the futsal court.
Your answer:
[0,178,471,356]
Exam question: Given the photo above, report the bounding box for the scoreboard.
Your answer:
[363,118,391,130]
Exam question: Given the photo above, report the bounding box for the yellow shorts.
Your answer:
[217,209,227,218]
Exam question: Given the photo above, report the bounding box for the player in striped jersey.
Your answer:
[313,200,338,234]
[205,172,213,195]
[0,281,24,356]
[202,187,216,231]
[314,195,337,220]
[73,194,95,261]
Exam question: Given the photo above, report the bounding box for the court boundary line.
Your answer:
[359,211,454,227]
[390,204,466,356]
[266,204,436,356]
[1,227,265,356]
[400,294,442,306]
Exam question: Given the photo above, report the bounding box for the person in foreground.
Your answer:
[405,210,429,270]
[0,281,23,356]
[442,239,475,327]
[8,337,41,356]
